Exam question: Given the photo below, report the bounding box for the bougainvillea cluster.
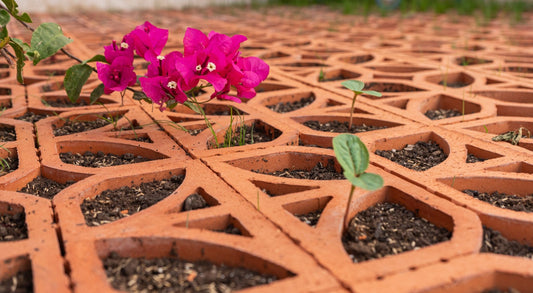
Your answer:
[97,21,269,109]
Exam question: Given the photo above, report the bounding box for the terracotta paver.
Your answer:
[1,6,533,293]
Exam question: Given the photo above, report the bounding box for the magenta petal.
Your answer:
[203,72,227,92]
[140,76,166,105]
[184,27,208,56]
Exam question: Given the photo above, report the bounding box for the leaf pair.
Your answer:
[333,133,383,191]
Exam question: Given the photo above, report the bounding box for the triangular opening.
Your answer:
[485,162,533,174]
[252,180,319,197]
[465,144,504,163]
[174,214,252,237]
[283,196,332,228]
[181,188,220,211]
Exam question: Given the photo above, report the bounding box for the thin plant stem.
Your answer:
[349,93,358,129]
[344,185,356,228]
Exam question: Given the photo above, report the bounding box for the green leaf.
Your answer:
[133,90,149,101]
[345,172,384,191]
[0,26,8,49]
[30,23,73,65]
[361,90,382,97]
[183,100,203,114]
[1,0,31,23]
[84,54,106,64]
[64,64,93,103]
[341,80,365,92]
[9,40,25,84]
[0,10,10,26]
[333,133,369,177]
[90,84,105,104]
[10,37,30,51]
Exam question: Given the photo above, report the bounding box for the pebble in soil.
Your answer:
[0,212,28,241]
[303,120,388,133]
[59,151,152,168]
[257,159,344,180]
[342,202,451,263]
[375,140,448,171]
[0,126,16,141]
[19,176,74,200]
[266,95,316,113]
[463,189,533,212]
[424,109,462,120]
[81,175,185,226]
[182,193,209,211]
[0,270,33,293]
[103,252,279,293]
[481,226,533,259]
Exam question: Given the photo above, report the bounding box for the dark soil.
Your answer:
[81,175,184,226]
[466,154,486,163]
[463,189,533,212]
[482,288,521,293]
[0,157,19,176]
[15,112,50,123]
[481,226,533,259]
[0,126,16,141]
[365,82,422,92]
[53,116,139,136]
[424,109,462,120]
[44,98,90,108]
[59,151,152,168]
[19,176,74,199]
[53,119,110,136]
[266,95,315,113]
[295,210,322,227]
[439,80,470,88]
[303,120,388,133]
[213,123,281,148]
[0,270,33,293]
[103,252,278,293]
[342,202,451,263]
[182,193,208,211]
[216,224,242,235]
[127,136,153,143]
[375,140,447,171]
[257,159,344,180]
[0,212,28,241]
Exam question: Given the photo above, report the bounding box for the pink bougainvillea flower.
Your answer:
[128,21,168,62]
[103,36,134,64]
[146,51,183,78]
[212,56,270,102]
[141,51,190,109]
[96,56,137,94]
[139,75,188,109]
[178,28,249,93]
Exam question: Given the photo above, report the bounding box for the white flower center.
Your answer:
[167,81,177,89]
[157,55,165,61]
[120,42,129,49]
[196,64,202,72]
[207,62,216,72]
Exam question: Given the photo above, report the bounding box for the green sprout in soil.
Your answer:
[492,127,531,145]
[341,80,382,129]
[333,133,383,224]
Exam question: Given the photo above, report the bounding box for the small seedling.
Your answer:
[492,127,531,145]
[341,80,382,129]
[333,133,384,225]
[483,125,489,133]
